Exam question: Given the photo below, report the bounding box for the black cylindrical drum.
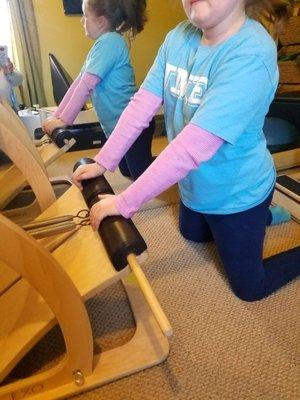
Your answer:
[73,158,147,270]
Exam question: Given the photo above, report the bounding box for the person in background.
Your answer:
[43,0,155,180]
[0,56,23,111]
[72,0,299,302]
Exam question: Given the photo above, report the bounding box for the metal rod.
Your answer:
[28,221,76,239]
[22,215,73,231]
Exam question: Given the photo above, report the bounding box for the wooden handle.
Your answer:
[28,221,76,239]
[127,253,173,337]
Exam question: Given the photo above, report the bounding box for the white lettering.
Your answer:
[165,63,208,106]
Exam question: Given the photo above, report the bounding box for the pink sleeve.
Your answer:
[54,76,80,117]
[115,124,224,218]
[56,72,101,125]
[94,88,162,171]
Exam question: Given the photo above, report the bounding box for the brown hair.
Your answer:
[87,0,147,36]
[245,0,294,26]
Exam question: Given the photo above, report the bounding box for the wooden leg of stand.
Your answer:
[127,253,173,338]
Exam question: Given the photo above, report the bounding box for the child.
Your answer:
[72,0,299,302]
[43,0,154,180]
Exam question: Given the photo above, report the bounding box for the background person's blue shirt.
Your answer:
[81,32,136,136]
[142,18,278,214]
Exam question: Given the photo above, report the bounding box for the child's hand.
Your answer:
[90,194,120,231]
[42,117,67,135]
[72,162,106,190]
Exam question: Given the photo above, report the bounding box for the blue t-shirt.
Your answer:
[142,18,278,214]
[81,32,136,136]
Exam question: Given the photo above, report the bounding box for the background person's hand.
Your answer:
[42,117,67,135]
[90,194,120,231]
[2,58,14,74]
[72,162,106,190]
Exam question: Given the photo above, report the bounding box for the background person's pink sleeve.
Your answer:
[94,88,163,170]
[115,124,224,218]
[55,72,100,124]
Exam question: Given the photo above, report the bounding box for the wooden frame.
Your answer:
[0,210,169,399]
[0,98,74,216]
[273,171,300,222]
[273,148,300,171]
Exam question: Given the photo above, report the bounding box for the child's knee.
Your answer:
[179,223,195,241]
[230,284,265,302]
[179,223,213,243]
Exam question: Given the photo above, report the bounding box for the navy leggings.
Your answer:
[179,190,300,301]
[118,118,155,180]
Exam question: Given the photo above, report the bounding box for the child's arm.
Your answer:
[115,124,224,218]
[53,76,81,118]
[89,124,224,230]
[94,88,162,170]
[55,72,100,124]
[44,72,100,134]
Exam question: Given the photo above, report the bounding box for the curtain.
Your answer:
[8,0,46,106]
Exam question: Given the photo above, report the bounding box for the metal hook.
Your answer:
[75,209,90,219]
[79,219,91,226]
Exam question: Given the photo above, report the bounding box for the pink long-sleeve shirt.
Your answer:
[94,88,224,218]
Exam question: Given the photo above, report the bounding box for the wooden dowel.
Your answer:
[127,253,173,338]
[41,226,82,252]
[28,221,76,239]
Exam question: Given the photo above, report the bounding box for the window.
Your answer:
[0,0,13,58]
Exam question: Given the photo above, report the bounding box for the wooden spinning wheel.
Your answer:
[0,100,171,400]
